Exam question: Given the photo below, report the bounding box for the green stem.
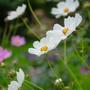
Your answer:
[63,40,83,90]
[1,23,8,46]
[24,82,35,90]
[7,24,13,41]
[25,80,44,90]
[13,18,19,35]
[81,38,84,59]
[64,40,67,65]
[47,54,63,89]
[48,61,58,78]
[27,0,42,27]
[73,42,88,66]
[21,18,40,40]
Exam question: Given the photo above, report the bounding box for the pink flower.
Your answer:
[11,35,26,47]
[0,47,12,63]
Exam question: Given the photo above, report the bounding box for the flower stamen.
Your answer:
[64,8,69,13]
[63,27,69,35]
[40,45,48,52]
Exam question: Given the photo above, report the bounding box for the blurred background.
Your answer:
[0,0,90,90]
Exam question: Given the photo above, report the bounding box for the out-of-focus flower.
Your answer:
[29,68,42,77]
[54,78,62,85]
[0,47,12,63]
[0,62,5,67]
[48,54,58,61]
[28,29,64,56]
[53,13,82,39]
[5,4,26,21]
[27,53,37,60]
[80,67,90,74]
[11,35,26,47]
[27,53,45,61]
[51,0,79,18]
[8,68,25,90]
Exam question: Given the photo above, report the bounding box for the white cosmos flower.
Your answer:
[51,0,79,18]
[8,69,25,90]
[28,13,82,56]
[5,4,26,21]
[28,30,64,56]
[53,13,82,39]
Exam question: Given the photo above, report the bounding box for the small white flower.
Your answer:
[28,30,63,56]
[51,0,79,18]
[5,4,26,21]
[53,13,82,39]
[54,78,62,85]
[8,69,25,90]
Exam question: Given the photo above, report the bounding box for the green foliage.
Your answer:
[0,0,90,90]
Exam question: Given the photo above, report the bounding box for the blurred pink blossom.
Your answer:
[0,47,12,63]
[11,35,26,47]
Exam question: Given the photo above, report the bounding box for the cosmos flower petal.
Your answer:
[33,41,41,49]
[16,4,26,15]
[40,37,48,45]
[64,16,76,31]
[53,24,63,31]
[75,13,82,27]
[5,4,26,21]
[8,69,25,90]
[46,30,63,49]
[74,0,79,8]
[51,8,58,15]
[57,1,65,8]
[51,8,63,18]
[8,81,19,90]
[46,28,65,41]
[5,11,17,21]
[17,69,25,86]
[28,48,41,56]
[8,11,17,18]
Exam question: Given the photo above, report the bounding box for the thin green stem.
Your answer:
[64,40,67,65]
[1,23,8,46]
[25,80,44,90]
[63,40,83,90]
[65,64,83,90]
[81,38,84,58]
[73,46,83,62]
[24,82,35,90]
[7,24,13,41]
[21,18,40,40]
[27,0,42,27]
[48,61,58,78]
[13,18,19,35]
[47,55,63,90]
[73,44,88,66]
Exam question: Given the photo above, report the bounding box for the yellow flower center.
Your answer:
[40,45,48,52]
[63,27,69,35]
[64,8,69,13]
